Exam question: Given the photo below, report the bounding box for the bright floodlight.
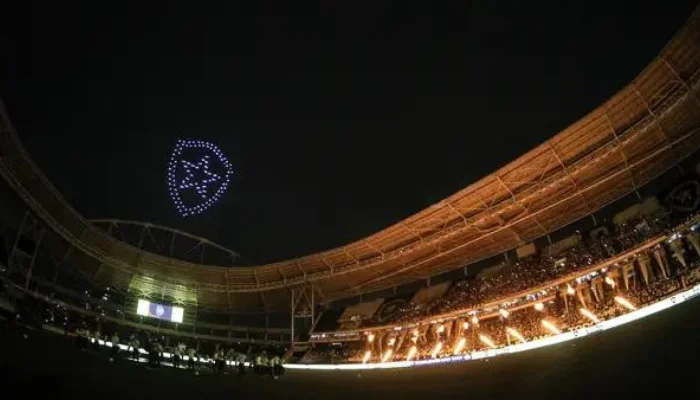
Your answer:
[136,299,150,316]
[614,296,638,311]
[431,342,443,358]
[541,319,562,335]
[579,308,600,323]
[567,284,576,295]
[534,302,545,311]
[506,327,526,343]
[362,350,372,364]
[381,349,393,363]
[453,337,467,355]
[478,334,497,349]
[605,276,616,288]
[171,306,184,323]
[471,315,479,325]
[406,345,418,361]
[499,309,510,318]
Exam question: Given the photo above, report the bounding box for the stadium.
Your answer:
[3,3,700,399]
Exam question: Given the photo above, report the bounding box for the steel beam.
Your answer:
[475,192,522,243]
[348,129,698,292]
[663,57,700,107]
[632,84,673,148]
[547,142,603,211]
[602,112,642,199]
[496,175,548,236]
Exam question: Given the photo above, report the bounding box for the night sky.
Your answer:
[1,1,697,265]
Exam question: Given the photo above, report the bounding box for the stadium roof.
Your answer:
[1,6,699,313]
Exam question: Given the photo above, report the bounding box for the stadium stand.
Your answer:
[304,209,700,364]
[0,3,699,380]
[0,3,699,320]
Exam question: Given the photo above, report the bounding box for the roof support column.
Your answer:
[290,286,315,350]
[8,212,45,291]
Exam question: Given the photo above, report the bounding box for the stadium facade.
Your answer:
[0,6,699,348]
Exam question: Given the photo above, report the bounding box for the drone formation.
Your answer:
[167,139,233,217]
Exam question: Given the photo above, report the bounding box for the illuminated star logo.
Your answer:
[178,156,221,199]
[167,140,233,217]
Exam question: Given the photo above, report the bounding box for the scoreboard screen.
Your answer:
[136,299,184,323]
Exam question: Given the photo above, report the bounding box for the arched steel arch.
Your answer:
[90,219,239,265]
[0,6,699,313]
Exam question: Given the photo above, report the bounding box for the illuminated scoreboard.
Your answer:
[136,299,184,323]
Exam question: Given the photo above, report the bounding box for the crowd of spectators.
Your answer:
[3,206,699,369]
[0,279,288,378]
[302,211,700,363]
[305,261,696,363]
[366,213,674,328]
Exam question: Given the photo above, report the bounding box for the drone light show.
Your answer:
[167,139,233,217]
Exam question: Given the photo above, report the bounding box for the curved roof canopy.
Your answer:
[1,7,699,313]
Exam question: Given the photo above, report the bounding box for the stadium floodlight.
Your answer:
[168,139,233,217]
[614,296,637,311]
[453,337,467,355]
[579,308,600,323]
[506,327,526,343]
[406,345,418,361]
[431,342,443,358]
[541,319,561,335]
[478,334,497,349]
[605,276,616,288]
[381,349,393,363]
[171,306,184,323]
[136,299,150,316]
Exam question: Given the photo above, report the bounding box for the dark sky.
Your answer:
[1,1,697,265]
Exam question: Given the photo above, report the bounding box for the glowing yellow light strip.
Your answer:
[406,345,418,361]
[541,319,561,335]
[506,327,526,343]
[579,308,600,323]
[479,334,497,349]
[381,349,393,363]
[453,337,467,355]
[362,350,372,364]
[431,342,443,358]
[614,296,637,311]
